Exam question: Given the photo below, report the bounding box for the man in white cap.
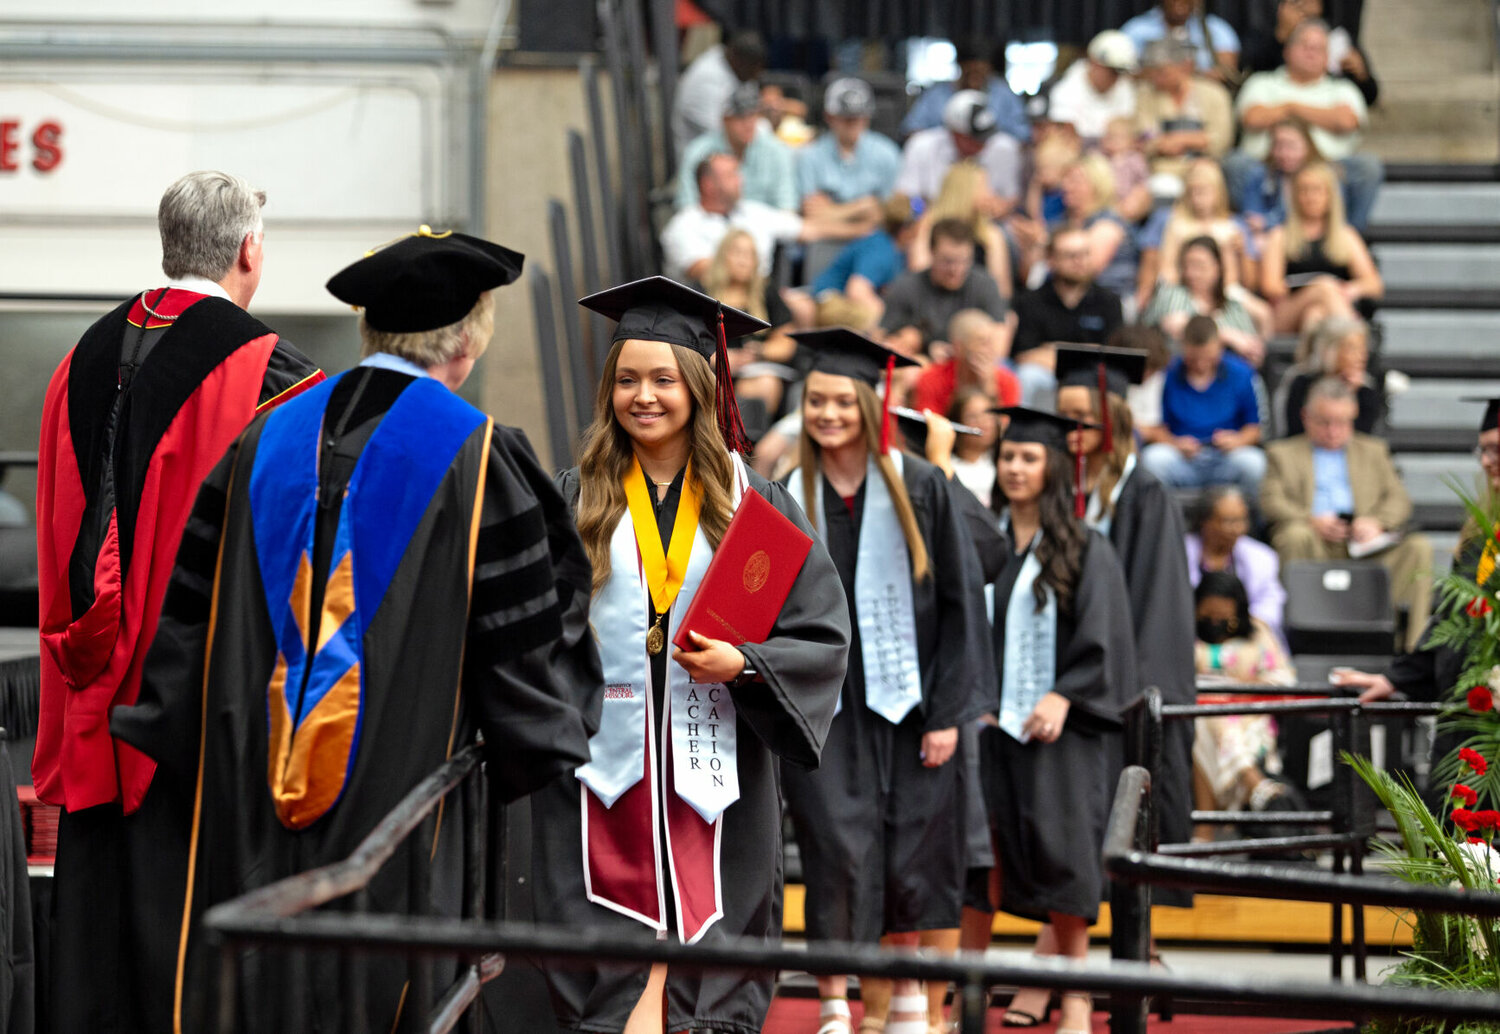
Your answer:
[893,89,1023,211]
[795,77,902,235]
[1047,30,1139,142]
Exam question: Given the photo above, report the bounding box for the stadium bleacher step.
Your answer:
[1378,309,1500,367]
[1369,182,1500,227]
[1371,243,1500,291]
[1386,379,1500,431]
[1393,452,1486,510]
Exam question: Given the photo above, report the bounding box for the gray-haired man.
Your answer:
[34,170,323,1033]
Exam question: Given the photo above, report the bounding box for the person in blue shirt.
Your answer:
[1121,0,1241,79]
[900,35,1030,143]
[676,83,798,212]
[1140,315,1266,497]
[797,77,902,226]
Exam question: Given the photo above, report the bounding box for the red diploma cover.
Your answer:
[671,487,814,650]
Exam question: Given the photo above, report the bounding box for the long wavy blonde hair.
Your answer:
[575,339,737,598]
[1284,161,1353,268]
[700,229,769,323]
[796,377,930,582]
[927,162,994,243]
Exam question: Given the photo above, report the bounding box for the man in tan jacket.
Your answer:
[1261,376,1431,649]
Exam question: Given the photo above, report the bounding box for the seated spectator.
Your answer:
[1012,131,1082,281]
[1010,228,1125,405]
[1240,0,1379,106]
[1051,154,1140,309]
[672,30,766,158]
[796,77,900,232]
[1099,117,1153,223]
[1141,315,1266,497]
[1227,19,1383,232]
[660,153,865,282]
[1236,118,1320,242]
[1260,161,1383,334]
[1260,376,1432,650]
[944,385,1001,506]
[893,90,1023,208]
[1133,38,1235,185]
[879,217,1009,354]
[900,34,1031,143]
[1121,0,1241,78]
[1047,30,1139,142]
[759,82,814,147]
[1185,484,1288,641]
[1156,159,1254,293]
[699,229,797,418]
[1143,235,1268,367]
[677,83,797,212]
[1279,315,1382,436]
[907,162,1014,294]
[1116,324,1173,429]
[801,195,915,324]
[1194,571,1294,686]
[908,308,1021,416]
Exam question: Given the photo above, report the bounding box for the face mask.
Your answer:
[1197,617,1238,644]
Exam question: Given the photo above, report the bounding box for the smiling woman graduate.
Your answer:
[532,276,850,1034]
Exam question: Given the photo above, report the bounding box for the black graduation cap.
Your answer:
[580,276,769,453]
[1462,397,1500,435]
[892,406,982,454]
[327,226,524,333]
[995,405,1101,517]
[580,276,769,358]
[1055,343,1148,453]
[791,327,919,387]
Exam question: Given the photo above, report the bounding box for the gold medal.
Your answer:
[646,619,666,655]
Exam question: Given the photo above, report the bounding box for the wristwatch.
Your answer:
[729,664,760,690]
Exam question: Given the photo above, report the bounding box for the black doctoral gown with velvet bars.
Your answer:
[532,467,848,1034]
[1105,465,1197,903]
[988,528,1136,924]
[781,455,997,944]
[110,366,602,1034]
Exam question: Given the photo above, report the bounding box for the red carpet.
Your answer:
[762,998,1348,1033]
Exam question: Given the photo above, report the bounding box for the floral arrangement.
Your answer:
[1347,482,1500,1029]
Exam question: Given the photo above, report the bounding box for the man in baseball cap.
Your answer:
[675,80,798,211]
[1049,30,1140,141]
[893,85,1023,209]
[796,77,902,233]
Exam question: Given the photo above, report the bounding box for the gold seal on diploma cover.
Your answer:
[743,550,770,593]
[647,620,666,655]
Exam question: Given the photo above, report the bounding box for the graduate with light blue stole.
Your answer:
[781,328,995,1034]
[980,406,1137,1034]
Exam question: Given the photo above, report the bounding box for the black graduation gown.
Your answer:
[988,529,1136,924]
[1104,464,1196,902]
[781,455,997,942]
[532,467,848,1034]
[111,366,602,1034]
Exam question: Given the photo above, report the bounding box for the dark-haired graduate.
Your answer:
[781,329,994,1034]
[1053,344,1197,911]
[532,277,849,1034]
[982,407,1135,1033]
[110,228,602,1032]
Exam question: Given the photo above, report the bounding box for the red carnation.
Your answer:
[1469,686,1495,713]
[1462,748,1490,775]
[1468,597,1493,619]
[1455,784,1480,807]
[1477,811,1500,831]
[1470,835,1488,845]
[1455,808,1480,831]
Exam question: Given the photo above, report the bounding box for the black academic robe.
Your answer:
[533,467,848,1034]
[111,366,601,1034]
[781,455,997,942]
[1105,464,1196,899]
[988,528,1136,924]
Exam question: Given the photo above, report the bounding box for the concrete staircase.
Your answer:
[1362,0,1500,163]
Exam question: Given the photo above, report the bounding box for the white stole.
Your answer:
[997,518,1057,743]
[789,452,922,724]
[576,455,749,823]
[1084,451,1137,537]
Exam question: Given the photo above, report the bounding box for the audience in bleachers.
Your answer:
[900,34,1032,142]
[1185,485,1288,642]
[1098,117,1154,223]
[795,78,901,223]
[1227,19,1382,231]
[672,30,767,157]
[1235,118,1319,240]
[908,308,1021,417]
[1120,0,1242,79]
[1141,315,1267,497]
[906,162,1014,294]
[676,83,798,212]
[1277,315,1382,436]
[1051,154,1141,312]
[943,386,1001,506]
[1134,39,1236,186]
[879,218,1009,354]
[1259,377,1432,650]
[699,229,797,417]
[894,90,1024,208]
[1047,30,1140,142]
[1142,234,1268,368]
[1240,0,1380,107]
[1011,228,1126,405]
[802,196,915,322]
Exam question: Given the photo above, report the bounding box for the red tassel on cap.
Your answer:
[878,354,896,455]
[1073,419,1087,518]
[713,307,753,454]
[1097,361,1114,453]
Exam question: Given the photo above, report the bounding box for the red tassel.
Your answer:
[1097,362,1114,453]
[713,308,752,454]
[878,354,896,455]
[1074,422,1086,518]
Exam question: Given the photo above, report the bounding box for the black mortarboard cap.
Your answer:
[327,226,524,333]
[892,406,982,453]
[1055,344,1149,398]
[791,327,920,387]
[1463,396,1500,435]
[580,276,769,359]
[996,405,1097,453]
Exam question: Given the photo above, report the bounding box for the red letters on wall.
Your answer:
[0,120,65,173]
